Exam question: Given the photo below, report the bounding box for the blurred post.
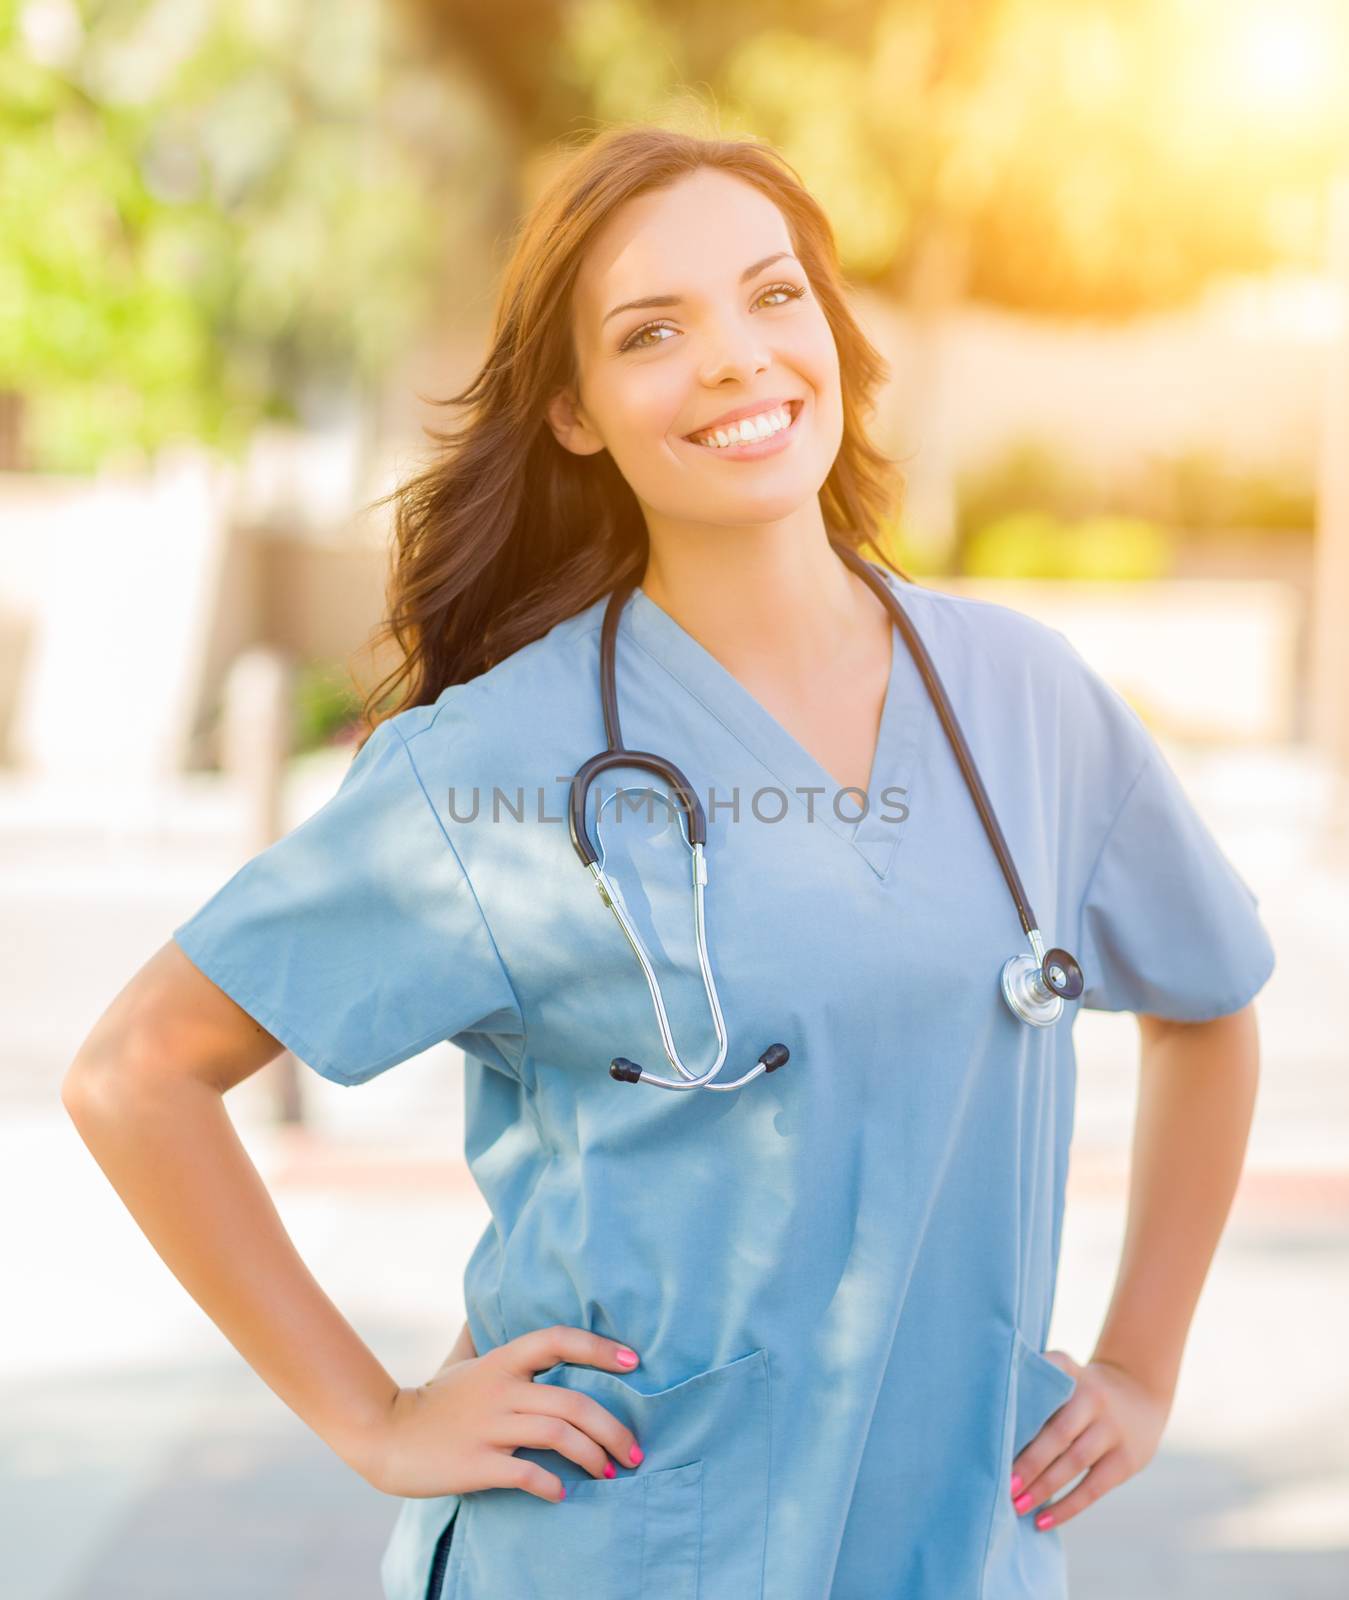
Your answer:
[894,224,970,566]
[1312,177,1349,799]
[220,645,303,1124]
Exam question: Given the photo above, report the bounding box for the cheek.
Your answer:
[616,371,691,452]
[798,321,841,400]
[804,336,845,449]
[587,384,683,483]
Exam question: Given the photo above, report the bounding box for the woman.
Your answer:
[63,126,1274,1600]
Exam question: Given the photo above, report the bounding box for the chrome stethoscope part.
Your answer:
[585,789,789,1090]
[568,541,1084,1089]
[1000,927,1084,1028]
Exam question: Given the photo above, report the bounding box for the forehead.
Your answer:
[572,170,793,336]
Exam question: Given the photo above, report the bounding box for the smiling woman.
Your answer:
[353,125,904,710]
[73,120,1274,1600]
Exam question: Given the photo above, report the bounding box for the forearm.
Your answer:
[449,1318,478,1363]
[1089,1005,1260,1406]
[62,1055,399,1479]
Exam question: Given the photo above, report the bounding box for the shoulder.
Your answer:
[883,576,1089,687]
[389,593,609,767]
[885,574,1154,779]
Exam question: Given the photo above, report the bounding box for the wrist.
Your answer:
[1089,1345,1178,1411]
[330,1379,403,1488]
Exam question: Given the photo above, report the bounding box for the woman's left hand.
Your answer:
[1009,1353,1173,1531]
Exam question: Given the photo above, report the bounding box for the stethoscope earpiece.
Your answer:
[578,548,1086,1089]
[610,1041,790,1088]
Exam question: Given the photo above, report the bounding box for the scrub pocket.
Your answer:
[442,1346,771,1600]
[981,1326,1079,1599]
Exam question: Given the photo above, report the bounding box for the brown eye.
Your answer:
[618,281,808,353]
[758,283,807,309]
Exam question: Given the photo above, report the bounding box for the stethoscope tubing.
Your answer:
[568,542,1084,1090]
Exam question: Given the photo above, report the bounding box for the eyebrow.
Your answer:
[600,252,799,327]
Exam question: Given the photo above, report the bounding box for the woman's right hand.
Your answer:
[364,1325,646,1502]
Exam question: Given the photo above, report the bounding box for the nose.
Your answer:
[696,318,771,389]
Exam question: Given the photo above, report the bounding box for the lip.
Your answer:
[681,398,804,461]
[682,397,802,440]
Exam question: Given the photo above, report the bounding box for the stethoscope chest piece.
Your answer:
[1000,933,1085,1027]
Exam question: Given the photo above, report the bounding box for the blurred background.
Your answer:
[2,0,1347,1595]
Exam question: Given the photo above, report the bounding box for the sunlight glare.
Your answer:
[1228,1,1337,115]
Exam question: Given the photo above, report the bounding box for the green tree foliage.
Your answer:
[0,0,499,468]
[436,0,1344,312]
[6,0,1345,467]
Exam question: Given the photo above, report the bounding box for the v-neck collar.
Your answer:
[618,563,931,881]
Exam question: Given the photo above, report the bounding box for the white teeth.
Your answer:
[693,403,793,448]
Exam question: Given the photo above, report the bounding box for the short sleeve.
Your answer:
[172,718,524,1085]
[1076,740,1276,1021]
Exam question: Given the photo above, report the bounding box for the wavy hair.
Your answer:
[356,123,911,747]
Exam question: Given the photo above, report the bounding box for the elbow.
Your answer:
[61,1037,132,1127]
[61,1022,202,1127]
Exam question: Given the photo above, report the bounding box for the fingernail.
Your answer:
[559,1486,566,1500]
[1010,1474,1023,1497]
[1014,1492,1033,1514]
[629,1444,644,1466]
[616,1347,639,1367]
[1036,1512,1054,1530]
[603,1460,616,1479]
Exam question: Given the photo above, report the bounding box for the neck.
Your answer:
[638,518,881,685]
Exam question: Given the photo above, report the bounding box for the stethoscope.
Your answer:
[566,541,1085,1092]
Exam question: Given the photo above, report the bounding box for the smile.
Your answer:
[684,399,804,455]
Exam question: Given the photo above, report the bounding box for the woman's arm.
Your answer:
[60,939,404,1481]
[448,1318,478,1363]
[1087,1002,1262,1406]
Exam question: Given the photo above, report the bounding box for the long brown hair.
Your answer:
[356,122,912,748]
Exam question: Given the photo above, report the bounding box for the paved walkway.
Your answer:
[2,740,1345,1597]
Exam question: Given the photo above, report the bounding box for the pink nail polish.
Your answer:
[1014,1492,1033,1514]
[603,1460,616,1479]
[1036,1512,1054,1530]
[559,1486,566,1500]
[616,1348,639,1367]
[629,1445,644,1466]
[1010,1474,1023,1497]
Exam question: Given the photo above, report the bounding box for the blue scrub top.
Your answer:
[173,566,1276,1600]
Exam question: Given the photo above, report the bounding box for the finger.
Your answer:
[513,1383,643,1472]
[1015,1418,1112,1517]
[483,1452,568,1504]
[1010,1392,1089,1501]
[505,1413,614,1480]
[1029,1445,1129,1531]
[497,1324,642,1380]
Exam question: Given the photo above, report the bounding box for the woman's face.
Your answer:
[551,167,844,531]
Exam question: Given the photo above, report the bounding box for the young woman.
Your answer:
[63,126,1274,1600]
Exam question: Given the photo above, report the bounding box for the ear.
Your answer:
[545,386,607,458]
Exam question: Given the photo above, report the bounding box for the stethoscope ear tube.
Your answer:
[568,748,706,867]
